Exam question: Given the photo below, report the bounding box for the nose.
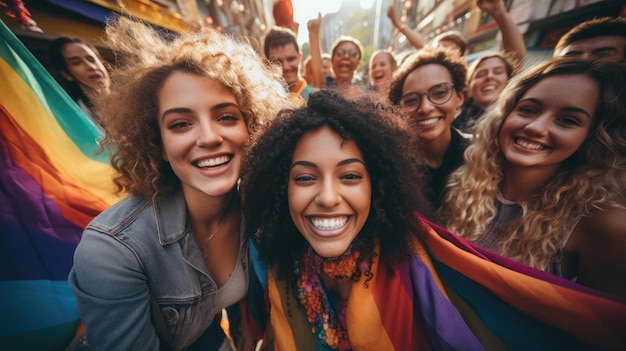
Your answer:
[315,179,341,208]
[415,95,435,115]
[196,119,223,146]
[523,114,550,136]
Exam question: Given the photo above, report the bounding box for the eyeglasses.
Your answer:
[399,82,455,114]
[335,48,360,59]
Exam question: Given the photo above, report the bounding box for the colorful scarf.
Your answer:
[245,216,626,350]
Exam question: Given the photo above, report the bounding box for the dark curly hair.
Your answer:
[389,46,467,106]
[241,89,431,283]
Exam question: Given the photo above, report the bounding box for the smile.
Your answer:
[309,216,349,231]
[416,117,440,126]
[195,155,231,168]
[515,138,545,150]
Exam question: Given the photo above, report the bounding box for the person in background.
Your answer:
[263,26,315,102]
[240,89,626,350]
[368,50,397,101]
[307,14,365,99]
[389,46,467,211]
[387,4,466,57]
[452,0,528,134]
[440,57,626,300]
[303,53,333,89]
[68,17,292,351]
[553,16,626,63]
[48,37,111,127]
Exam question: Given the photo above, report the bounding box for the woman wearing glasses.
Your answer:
[308,15,365,99]
[389,46,468,211]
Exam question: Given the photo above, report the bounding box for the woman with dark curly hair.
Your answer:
[240,89,626,350]
[67,17,292,351]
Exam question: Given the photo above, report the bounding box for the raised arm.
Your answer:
[387,4,426,50]
[307,13,325,88]
[477,0,527,62]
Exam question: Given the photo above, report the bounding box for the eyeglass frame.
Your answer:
[335,48,360,59]
[399,82,456,114]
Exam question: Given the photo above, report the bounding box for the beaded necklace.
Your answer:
[295,246,365,351]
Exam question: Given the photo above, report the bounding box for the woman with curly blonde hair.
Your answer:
[440,57,626,300]
[68,17,292,350]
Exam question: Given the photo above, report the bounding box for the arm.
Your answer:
[307,13,325,88]
[68,229,159,350]
[562,207,626,301]
[477,0,526,62]
[387,4,426,50]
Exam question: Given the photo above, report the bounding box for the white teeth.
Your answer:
[310,216,348,231]
[196,155,230,168]
[482,85,497,92]
[516,139,544,150]
[417,118,439,126]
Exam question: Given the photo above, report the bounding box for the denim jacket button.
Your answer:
[162,306,179,323]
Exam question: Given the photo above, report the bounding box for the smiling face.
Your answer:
[369,52,394,89]
[158,72,249,202]
[469,57,509,110]
[332,42,360,83]
[60,42,110,94]
[499,74,598,177]
[268,42,302,86]
[401,63,464,143]
[288,125,371,258]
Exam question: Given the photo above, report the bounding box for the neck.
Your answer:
[185,189,238,234]
[422,129,452,168]
[501,164,558,202]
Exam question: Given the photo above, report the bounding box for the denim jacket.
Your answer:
[68,191,248,351]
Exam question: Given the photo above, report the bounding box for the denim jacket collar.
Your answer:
[153,191,189,246]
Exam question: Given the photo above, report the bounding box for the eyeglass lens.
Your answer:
[336,49,359,58]
[400,83,453,112]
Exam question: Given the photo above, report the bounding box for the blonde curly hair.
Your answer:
[440,57,626,270]
[95,17,292,197]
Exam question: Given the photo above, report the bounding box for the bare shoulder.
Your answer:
[563,206,626,300]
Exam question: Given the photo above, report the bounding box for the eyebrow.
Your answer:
[521,98,593,119]
[289,158,365,170]
[161,102,239,121]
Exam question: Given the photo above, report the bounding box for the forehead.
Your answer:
[404,63,452,91]
[373,53,391,64]
[335,41,359,52]
[268,43,299,57]
[521,74,599,115]
[560,35,626,59]
[62,43,97,58]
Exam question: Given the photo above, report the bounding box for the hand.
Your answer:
[477,0,503,16]
[387,5,400,27]
[307,12,322,34]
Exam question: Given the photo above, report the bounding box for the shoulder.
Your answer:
[86,194,153,235]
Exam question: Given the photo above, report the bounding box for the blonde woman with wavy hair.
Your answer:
[68,17,292,350]
[440,57,626,300]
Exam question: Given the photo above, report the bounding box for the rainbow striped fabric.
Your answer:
[0,20,122,350]
[247,216,626,350]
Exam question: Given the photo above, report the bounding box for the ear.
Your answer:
[60,70,75,82]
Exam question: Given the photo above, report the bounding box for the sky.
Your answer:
[292,0,377,45]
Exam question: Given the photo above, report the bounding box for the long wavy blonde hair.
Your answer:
[96,17,293,197]
[440,57,626,269]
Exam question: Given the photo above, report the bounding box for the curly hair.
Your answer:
[388,46,467,106]
[241,89,430,283]
[96,17,292,197]
[440,57,626,270]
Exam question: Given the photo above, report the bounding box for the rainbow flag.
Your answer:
[246,216,626,350]
[0,19,122,350]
